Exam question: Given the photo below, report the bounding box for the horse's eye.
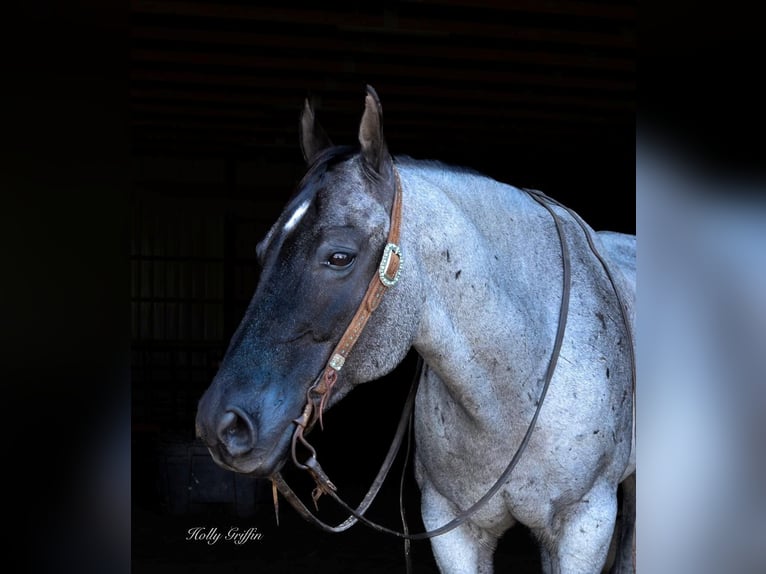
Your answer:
[326,252,355,269]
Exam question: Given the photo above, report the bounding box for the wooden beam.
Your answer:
[131,48,634,82]
[130,87,634,114]
[131,1,635,33]
[131,21,634,51]
[395,0,635,21]
[129,68,635,96]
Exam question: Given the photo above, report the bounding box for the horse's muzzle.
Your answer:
[195,403,256,470]
[195,394,293,477]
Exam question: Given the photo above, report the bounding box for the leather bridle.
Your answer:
[271,163,636,543]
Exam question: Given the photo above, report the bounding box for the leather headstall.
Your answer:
[287,164,404,505]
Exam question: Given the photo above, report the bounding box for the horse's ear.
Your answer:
[299,97,332,164]
[358,85,393,179]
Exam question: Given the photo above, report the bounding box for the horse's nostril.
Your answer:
[216,408,256,457]
[219,411,237,434]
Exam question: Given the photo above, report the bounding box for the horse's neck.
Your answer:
[401,161,566,421]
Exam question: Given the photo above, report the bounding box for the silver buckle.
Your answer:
[328,354,345,371]
[378,243,403,287]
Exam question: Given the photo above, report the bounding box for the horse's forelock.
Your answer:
[257,145,374,265]
[290,145,359,202]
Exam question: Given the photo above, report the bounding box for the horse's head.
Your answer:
[196,87,421,476]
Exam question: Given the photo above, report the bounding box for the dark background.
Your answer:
[129,1,636,572]
[3,1,634,573]
[8,2,766,573]
[130,1,635,573]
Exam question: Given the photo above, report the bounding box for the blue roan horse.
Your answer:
[196,87,636,574]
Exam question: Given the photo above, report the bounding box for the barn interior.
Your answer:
[129,2,635,572]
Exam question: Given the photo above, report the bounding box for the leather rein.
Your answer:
[271,164,636,541]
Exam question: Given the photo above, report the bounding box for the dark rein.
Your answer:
[271,164,636,544]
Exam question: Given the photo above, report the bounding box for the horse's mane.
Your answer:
[288,149,490,207]
[394,155,483,178]
[393,155,504,205]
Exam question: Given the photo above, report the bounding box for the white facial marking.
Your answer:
[283,199,311,233]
